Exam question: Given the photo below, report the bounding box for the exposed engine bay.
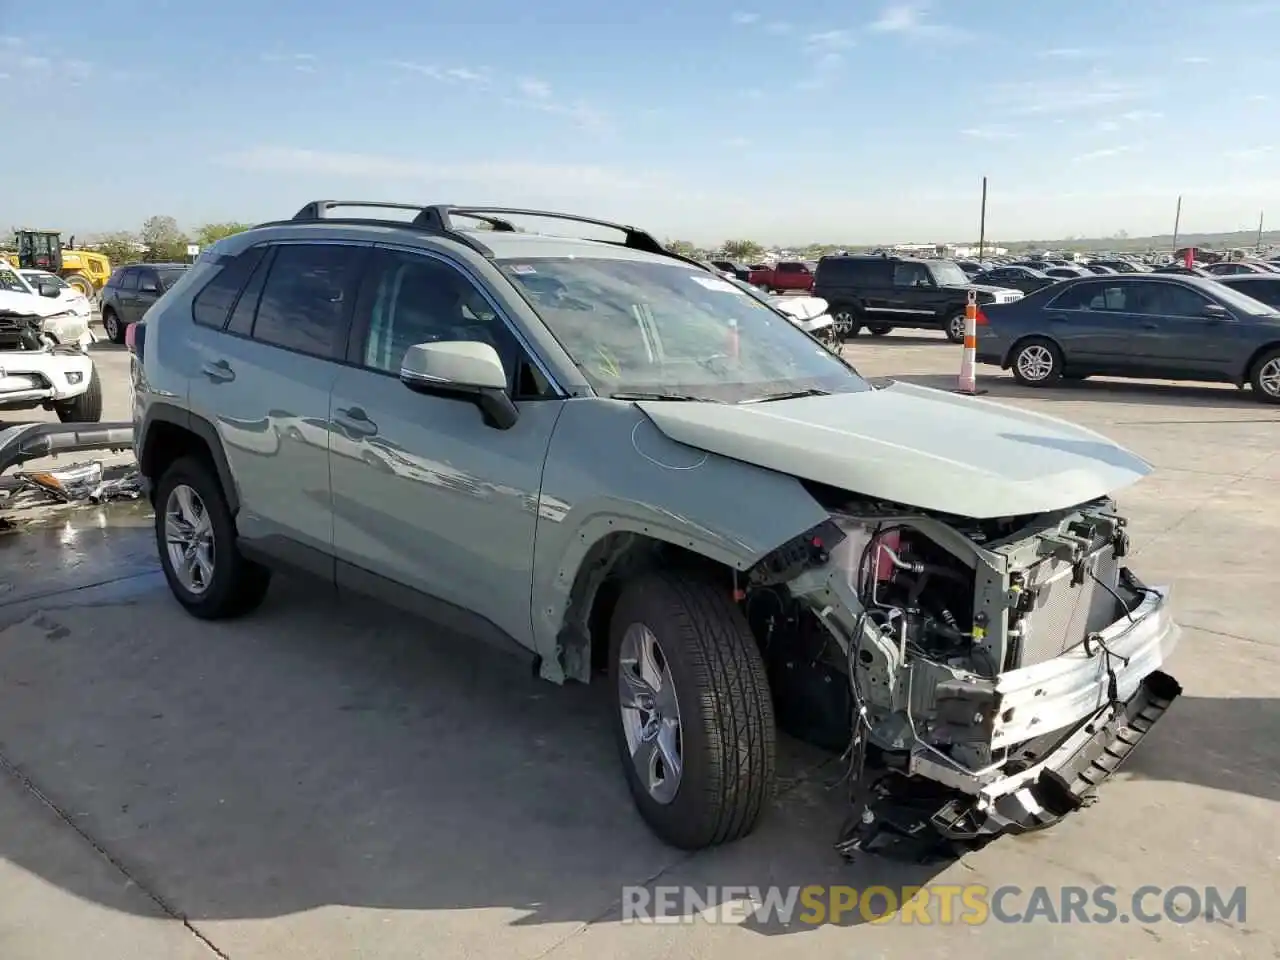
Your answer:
[0,311,54,352]
[741,487,1182,861]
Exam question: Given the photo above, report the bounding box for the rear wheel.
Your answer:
[1249,348,1280,403]
[608,571,776,850]
[154,456,271,619]
[867,324,893,336]
[54,365,102,423]
[1010,338,1064,386]
[102,308,124,344]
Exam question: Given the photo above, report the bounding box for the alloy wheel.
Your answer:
[164,483,215,594]
[617,622,683,805]
[1259,357,1280,398]
[1016,344,1056,382]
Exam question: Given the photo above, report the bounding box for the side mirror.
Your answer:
[139,281,160,294]
[38,282,60,298]
[400,340,518,430]
[1203,303,1231,319]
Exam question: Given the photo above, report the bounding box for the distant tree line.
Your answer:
[89,217,254,267]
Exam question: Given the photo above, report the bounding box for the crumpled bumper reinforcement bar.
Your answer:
[0,422,134,477]
[846,669,1182,860]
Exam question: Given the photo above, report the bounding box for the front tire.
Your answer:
[54,365,102,423]
[1010,337,1064,386]
[154,456,271,619]
[609,571,776,850]
[944,311,967,344]
[63,272,94,298]
[1249,348,1280,403]
[831,306,862,340]
[102,308,124,344]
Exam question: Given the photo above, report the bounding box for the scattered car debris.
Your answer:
[11,460,143,504]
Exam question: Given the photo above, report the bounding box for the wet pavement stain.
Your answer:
[0,501,160,613]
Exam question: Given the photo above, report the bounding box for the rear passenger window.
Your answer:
[250,243,366,359]
[1046,283,1099,310]
[117,269,139,292]
[192,247,267,329]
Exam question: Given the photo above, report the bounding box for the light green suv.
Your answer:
[131,203,1182,858]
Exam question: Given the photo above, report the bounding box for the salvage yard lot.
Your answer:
[1,331,1277,959]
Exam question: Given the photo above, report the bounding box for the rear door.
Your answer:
[130,268,164,324]
[113,267,140,319]
[186,240,371,567]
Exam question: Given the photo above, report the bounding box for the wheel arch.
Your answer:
[138,402,240,514]
[1241,340,1280,387]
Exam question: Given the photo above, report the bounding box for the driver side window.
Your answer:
[358,251,552,398]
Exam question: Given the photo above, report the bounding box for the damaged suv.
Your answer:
[131,203,1181,856]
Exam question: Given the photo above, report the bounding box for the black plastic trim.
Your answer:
[137,402,240,514]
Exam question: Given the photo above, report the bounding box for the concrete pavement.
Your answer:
[0,330,1276,959]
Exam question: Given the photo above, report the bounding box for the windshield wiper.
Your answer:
[609,391,708,402]
[740,388,831,404]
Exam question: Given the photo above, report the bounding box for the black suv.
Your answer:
[813,254,1025,342]
[99,263,188,343]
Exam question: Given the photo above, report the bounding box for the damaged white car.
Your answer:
[131,204,1180,859]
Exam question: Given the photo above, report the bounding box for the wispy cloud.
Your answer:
[1182,55,1211,64]
[730,11,760,25]
[1225,145,1273,161]
[868,1,968,40]
[796,52,845,90]
[731,11,793,34]
[989,75,1150,116]
[518,77,552,99]
[1073,144,1138,162]
[262,52,318,73]
[1093,108,1162,133]
[806,29,856,50]
[962,125,1018,140]
[386,60,491,85]
[218,146,659,194]
[1038,47,1105,59]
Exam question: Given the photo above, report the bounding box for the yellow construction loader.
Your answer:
[11,229,112,297]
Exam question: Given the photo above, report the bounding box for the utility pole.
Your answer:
[977,176,988,261]
[1257,210,1265,253]
[1171,195,1182,253]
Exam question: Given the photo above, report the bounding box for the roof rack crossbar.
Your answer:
[421,205,686,259]
[291,200,430,221]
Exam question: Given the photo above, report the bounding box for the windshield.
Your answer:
[927,261,971,286]
[499,258,869,402]
[21,270,67,290]
[157,267,187,290]
[1204,278,1280,315]
[0,266,33,295]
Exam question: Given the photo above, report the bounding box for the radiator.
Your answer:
[1017,540,1121,667]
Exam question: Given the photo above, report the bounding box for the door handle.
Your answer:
[1046,315,1067,323]
[1140,322,1159,329]
[201,359,235,382]
[334,406,378,437]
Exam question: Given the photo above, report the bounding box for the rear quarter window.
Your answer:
[192,246,268,329]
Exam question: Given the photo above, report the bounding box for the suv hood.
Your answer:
[636,381,1150,519]
[943,282,1024,300]
[0,290,63,318]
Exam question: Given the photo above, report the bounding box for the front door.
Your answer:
[329,246,563,648]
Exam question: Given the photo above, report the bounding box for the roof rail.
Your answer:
[282,201,707,269]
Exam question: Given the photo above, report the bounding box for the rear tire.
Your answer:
[54,365,102,423]
[154,456,271,619]
[867,324,893,336]
[608,571,776,850]
[1249,348,1280,403]
[102,308,124,344]
[1010,337,1064,386]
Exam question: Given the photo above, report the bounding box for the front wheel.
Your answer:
[63,272,94,299]
[54,365,102,422]
[609,572,776,850]
[831,307,861,339]
[1249,348,1280,403]
[1010,338,1064,386]
[944,311,967,344]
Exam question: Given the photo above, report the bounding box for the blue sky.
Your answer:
[2,0,1277,245]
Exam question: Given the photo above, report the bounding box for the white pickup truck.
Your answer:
[0,260,102,422]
